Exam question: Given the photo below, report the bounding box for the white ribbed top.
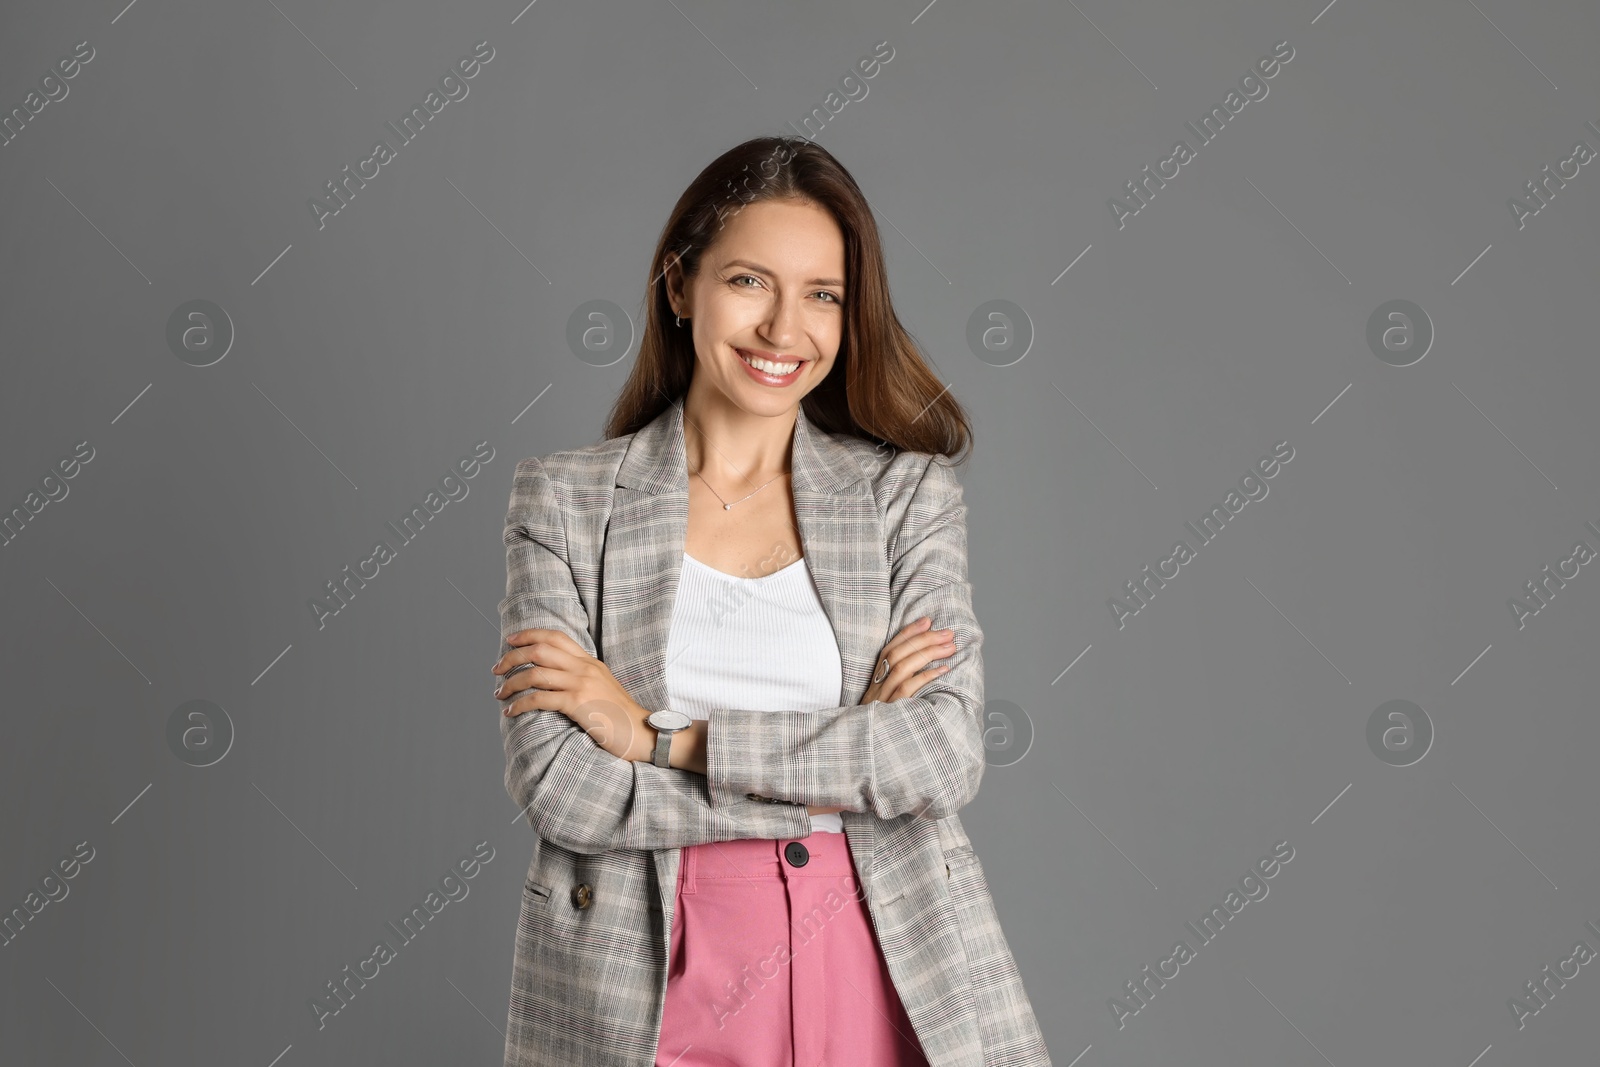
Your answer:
[664,552,846,833]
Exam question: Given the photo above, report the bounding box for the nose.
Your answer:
[759,293,803,348]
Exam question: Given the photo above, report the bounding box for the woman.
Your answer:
[492,135,1052,1067]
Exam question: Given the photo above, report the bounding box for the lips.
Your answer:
[737,348,807,368]
[736,348,808,386]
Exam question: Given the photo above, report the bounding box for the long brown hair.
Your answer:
[602,135,973,465]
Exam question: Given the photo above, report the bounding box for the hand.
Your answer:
[861,616,957,705]
[493,629,655,763]
[807,803,848,816]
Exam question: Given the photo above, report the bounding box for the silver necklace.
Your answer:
[693,467,784,510]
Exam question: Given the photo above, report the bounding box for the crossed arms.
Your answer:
[498,453,985,855]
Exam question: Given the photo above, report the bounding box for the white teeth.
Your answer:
[741,351,800,375]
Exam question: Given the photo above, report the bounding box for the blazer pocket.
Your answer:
[942,845,1040,1048]
[509,875,587,1030]
[943,843,976,881]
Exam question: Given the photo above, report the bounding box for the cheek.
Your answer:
[813,314,844,349]
[820,331,844,364]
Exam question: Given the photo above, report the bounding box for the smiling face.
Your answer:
[667,197,846,418]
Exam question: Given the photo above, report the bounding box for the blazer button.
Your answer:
[570,883,593,909]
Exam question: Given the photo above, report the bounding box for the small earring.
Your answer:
[675,315,681,327]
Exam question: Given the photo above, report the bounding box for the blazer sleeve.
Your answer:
[498,456,814,854]
[704,455,987,821]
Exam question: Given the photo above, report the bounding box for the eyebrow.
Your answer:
[722,259,844,288]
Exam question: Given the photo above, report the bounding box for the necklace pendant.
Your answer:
[724,503,733,510]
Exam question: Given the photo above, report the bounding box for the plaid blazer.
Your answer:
[498,396,1052,1067]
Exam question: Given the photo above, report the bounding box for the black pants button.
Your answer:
[784,841,809,868]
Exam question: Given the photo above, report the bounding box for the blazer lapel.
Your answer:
[600,398,893,892]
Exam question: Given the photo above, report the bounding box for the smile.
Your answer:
[736,348,807,385]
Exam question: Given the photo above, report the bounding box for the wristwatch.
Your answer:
[645,709,693,768]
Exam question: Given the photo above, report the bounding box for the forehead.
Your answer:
[709,199,845,276]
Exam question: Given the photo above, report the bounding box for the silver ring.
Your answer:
[873,657,890,684]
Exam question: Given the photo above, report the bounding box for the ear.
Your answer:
[662,249,689,317]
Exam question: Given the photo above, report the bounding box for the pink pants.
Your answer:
[655,832,930,1067]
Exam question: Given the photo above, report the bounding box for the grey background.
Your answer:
[3,0,1598,1064]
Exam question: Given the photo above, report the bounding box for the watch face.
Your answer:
[648,709,692,731]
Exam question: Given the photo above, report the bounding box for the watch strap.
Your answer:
[652,713,675,768]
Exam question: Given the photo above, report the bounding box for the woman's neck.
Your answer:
[680,394,799,483]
